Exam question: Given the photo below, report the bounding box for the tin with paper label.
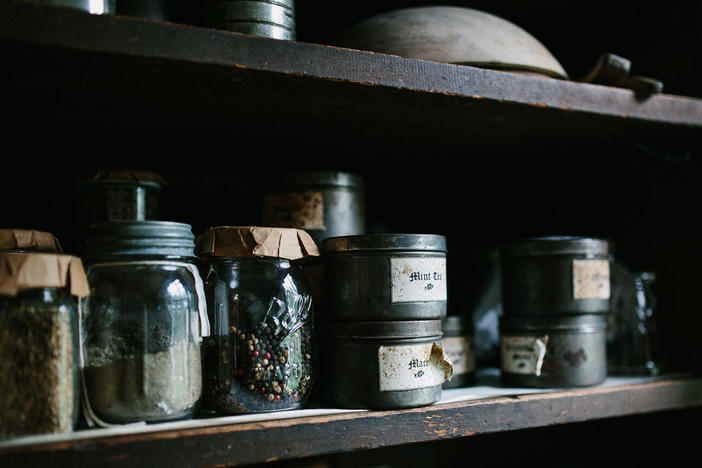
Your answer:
[322,234,448,321]
[319,320,452,409]
[441,315,475,388]
[499,314,607,387]
[500,236,611,316]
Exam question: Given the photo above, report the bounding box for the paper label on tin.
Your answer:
[262,191,324,230]
[390,257,447,303]
[572,259,610,299]
[441,336,475,375]
[501,335,549,376]
[378,343,453,391]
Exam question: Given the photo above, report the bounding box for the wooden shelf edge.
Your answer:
[2,1,702,129]
[1,376,701,467]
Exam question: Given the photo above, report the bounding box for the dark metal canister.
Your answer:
[500,314,607,387]
[441,315,475,388]
[500,236,611,315]
[201,0,296,40]
[37,0,114,13]
[262,171,365,246]
[319,320,451,409]
[322,234,447,321]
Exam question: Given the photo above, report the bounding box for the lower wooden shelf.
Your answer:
[1,372,701,467]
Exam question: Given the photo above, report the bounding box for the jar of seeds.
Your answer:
[196,226,318,414]
[81,221,207,424]
[0,252,89,438]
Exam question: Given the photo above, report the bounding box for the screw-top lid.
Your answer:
[196,226,320,260]
[0,229,63,253]
[323,233,447,253]
[500,236,610,257]
[0,253,90,297]
[84,220,196,258]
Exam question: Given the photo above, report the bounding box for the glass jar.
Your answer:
[0,253,89,438]
[81,221,206,424]
[199,257,314,414]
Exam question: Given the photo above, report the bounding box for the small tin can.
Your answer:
[441,315,475,388]
[201,0,296,40]
[500,314,607,388]
[500,236,611,316]
[322,234,447,321]
[319,320,451,409]
[261,171,366,246]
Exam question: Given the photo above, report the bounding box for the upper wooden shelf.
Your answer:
[1,1,701,163]
[1,374,701,467]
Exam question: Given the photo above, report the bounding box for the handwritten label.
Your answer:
[390,257,447,303]
[378,343,452,391]
[501,335,549,376]
[573,259,610,299]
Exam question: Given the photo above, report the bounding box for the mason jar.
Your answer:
[81,221,207,424]
[0,253,89,437]
[196,226,316,414]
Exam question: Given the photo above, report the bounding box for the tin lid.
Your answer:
[323,320,443,340]
[323,233,447,253]
[441,315,474,335]
[84,220,196,259]
[500,236,610,257]
[77,169,166,190]
[0,252,90,297]
[0,229,63,253]
[499,314,607,333]
[267,171,365,190]
[196,226,319,260]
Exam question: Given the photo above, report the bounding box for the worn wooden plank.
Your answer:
[1,377,701,468]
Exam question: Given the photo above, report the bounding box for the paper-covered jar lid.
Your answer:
[196,226,320,260]
[76,169,166,189]
[0,229,63,253]
[0,253,90,297]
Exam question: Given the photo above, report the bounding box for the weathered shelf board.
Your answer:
[1,376,701,468]
[1,0,701,161]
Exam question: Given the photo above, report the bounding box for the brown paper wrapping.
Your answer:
[78,169,166,186]
[0,229,63,253]
[196,226,320,260]
[0,253,90,297]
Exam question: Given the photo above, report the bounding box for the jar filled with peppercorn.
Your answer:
[196,226,319,414]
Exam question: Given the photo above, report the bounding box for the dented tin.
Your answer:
[441,315,476,388]
[500,236,612,316]
[499,314,607,388]
[322,234,448,321]
[319,320,450,409]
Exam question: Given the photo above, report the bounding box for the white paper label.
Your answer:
[501,335,549,376]
[390,257,447,303]
[573,259,610,299]
[441,336,475,375]
[378,343,452,391]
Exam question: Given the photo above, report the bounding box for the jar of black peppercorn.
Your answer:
[196,226,319,414]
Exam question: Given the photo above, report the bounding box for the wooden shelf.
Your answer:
[1,1,701,163]
[1,374,701,467]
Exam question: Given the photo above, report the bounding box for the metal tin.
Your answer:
[500,236,611,315]
[117,0,169,20]
[322,234,447,321]
[37,0,115,14]
[201,0,295,40]
[319,320,448,409]
[262,171,366,246]
[441,315,475,388]
[499,314,607,388]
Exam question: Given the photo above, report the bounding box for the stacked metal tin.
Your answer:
[499,236,611,387]
[319,234,452,409]
[200,0,296,40]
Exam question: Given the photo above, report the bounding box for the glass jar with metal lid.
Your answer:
[0,252,89,437]
[322,233,448,321]
[196,226,318,414]
[81,221,207,425]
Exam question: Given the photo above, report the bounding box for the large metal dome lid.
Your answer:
[333,6,569,79]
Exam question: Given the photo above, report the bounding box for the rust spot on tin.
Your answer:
[563,348,587,367]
